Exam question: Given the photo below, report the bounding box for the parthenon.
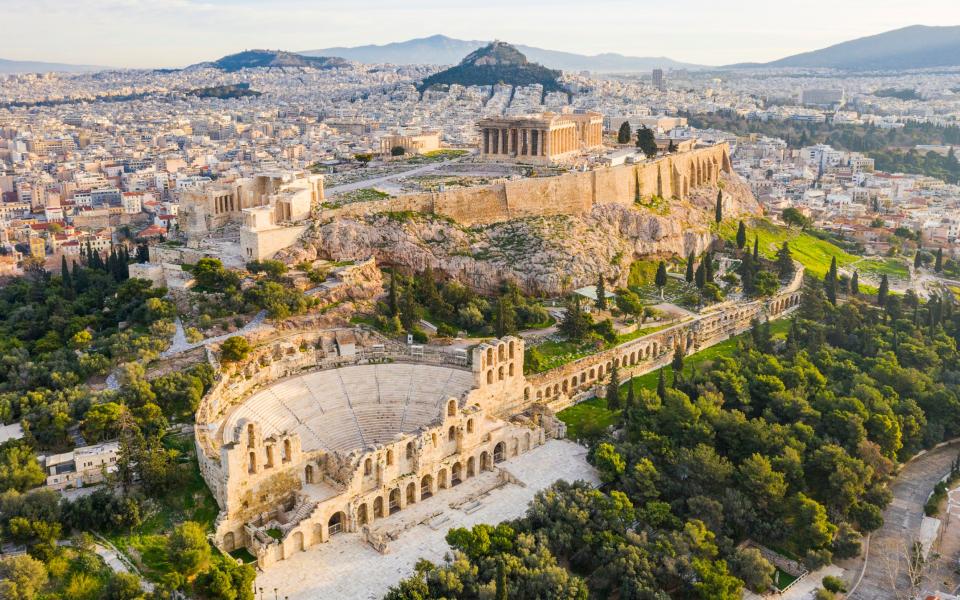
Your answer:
[477,111,603,164]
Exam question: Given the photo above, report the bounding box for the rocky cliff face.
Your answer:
[284,172,761,295]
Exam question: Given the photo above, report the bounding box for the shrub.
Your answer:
[821,575,847,593]
[220,336,251,362]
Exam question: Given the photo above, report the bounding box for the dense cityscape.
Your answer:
[2,11,960,600]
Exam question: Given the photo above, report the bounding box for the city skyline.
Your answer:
[1,0,958,68]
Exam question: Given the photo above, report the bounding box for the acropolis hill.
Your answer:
[282,143,760,295]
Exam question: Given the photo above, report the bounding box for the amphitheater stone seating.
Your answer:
[222,364,474,454]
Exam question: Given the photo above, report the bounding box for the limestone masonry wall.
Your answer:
[325,144,732,226]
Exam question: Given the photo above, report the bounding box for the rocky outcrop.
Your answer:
[285,172,761,295]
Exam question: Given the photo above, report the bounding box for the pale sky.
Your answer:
[1,0,958,68]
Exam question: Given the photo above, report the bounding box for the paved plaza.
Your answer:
[252,439,599,599]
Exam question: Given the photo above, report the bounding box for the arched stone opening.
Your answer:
[304,464,314,484]
[374,496,384,518]
[421,474,433,499]
[467,456,476,477]
[328,512,345,536]
[438,468,448,489]
[480,451,491,471]
[389,489,401,514]
[494,442,505,463]
[452,462,463,486]
[447,400,456,416]
[223,531,236,551]
[357,503,369,527]
[406,482,417,504]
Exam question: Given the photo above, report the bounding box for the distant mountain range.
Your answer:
[0,58,107,74]
[417,41,563,92]
[301,34,699,72]
[187,49,350,72]
[730,25,960,71]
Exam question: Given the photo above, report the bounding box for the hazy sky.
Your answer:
[2,0,958,68]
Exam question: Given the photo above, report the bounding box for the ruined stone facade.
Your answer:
[478,112,603,164]
[195,265,802,569]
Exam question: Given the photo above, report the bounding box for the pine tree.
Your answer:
[776,242,794,280]
[685,252,695,283]
[655,261,668,300]
[851,270,859,295]
[935,248,943,272]
[824,257,838,305]
[753,235,759,261]
[595,273,607,311]
[715,190,723,224]
[656,368,666,400]
[606,363,620,410]
[560,296,589,341]
[736,220,747,250]
[878,274,889,307]
[617,121,632,144]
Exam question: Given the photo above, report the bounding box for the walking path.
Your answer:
[325,155,468,196]
[848,439,960,599]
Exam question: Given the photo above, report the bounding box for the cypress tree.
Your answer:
[824,257,838,305]
[878,274,889,307]
[715,190,723,223]
[655,261,668,300]
[388,269,398,316]
[741,254,755,295]
[704,251,714,282]
[736,220,747,250]
[753,235,759,261]
[617,121,632,144]
[695,262,706,289]
[656,368,667,400]
[60,254,73,298]
[671,345,685,385]
[914,248,923,270]
[851,270,859,295]
[495,559,508,600]
[935,248,943,272]
[595,273,607,311]
[626,378,635,409]
[685,252,695,283]
[606,363,620,410]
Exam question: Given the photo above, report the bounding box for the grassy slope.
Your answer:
[558,319,792,439]
[720,219,859,279]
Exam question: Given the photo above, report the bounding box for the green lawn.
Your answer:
[557,318,793,438]
[856,256,910,279]
[773,567,800,591]
[722,219,859,279]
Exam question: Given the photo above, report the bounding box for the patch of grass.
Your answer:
[335,187,391,204]
[856,256,909,279]
[229,547,257,563]
[723,219,860,279]
[615,323,672,345]
[559,396,620,440]
[773,567,800,591]
[266,528,283,540]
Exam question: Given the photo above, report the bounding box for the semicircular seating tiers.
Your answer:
[222,364,474,455]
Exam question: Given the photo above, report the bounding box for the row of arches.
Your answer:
[480,340,516,370]
[770,294,801,315]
